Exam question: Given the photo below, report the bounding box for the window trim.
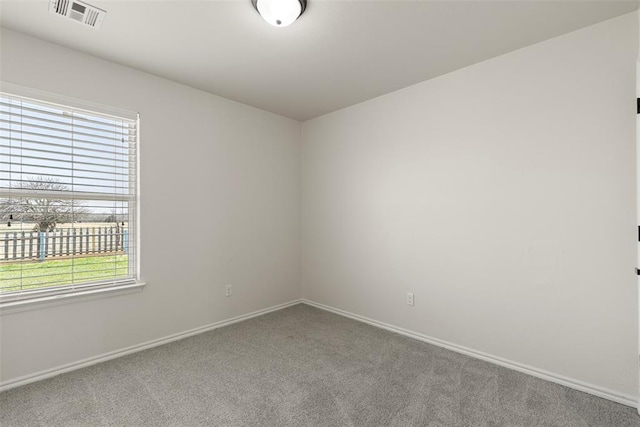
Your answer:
[0,281,145,315]
[0,82,143,308]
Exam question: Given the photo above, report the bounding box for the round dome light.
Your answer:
[252,0,307,27]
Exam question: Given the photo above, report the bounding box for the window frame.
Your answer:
[0,83,143,310]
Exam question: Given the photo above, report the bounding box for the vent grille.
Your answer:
[48,0,106,29]
[85,9,99,27]
[55,0,69,15]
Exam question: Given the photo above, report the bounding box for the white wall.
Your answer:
[302,12,638,401]
[637,10,640,408]
[1,11,638,404]
[0,29,301,383]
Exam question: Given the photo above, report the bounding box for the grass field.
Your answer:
[0,255,128,293]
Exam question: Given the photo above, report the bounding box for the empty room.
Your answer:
[0,0,639,425]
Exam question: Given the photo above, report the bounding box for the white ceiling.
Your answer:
[0,0,637,121]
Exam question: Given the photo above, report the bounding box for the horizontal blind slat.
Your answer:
[0,170,131,183]
[0,118,134,141]
[0,153,132,170]
[0,100,137,129]
[0,113,134,136]
[1,144,131,163]
[0,187,135,200]
[1,126,133,146]
[0,161,133,177]
[0,178,132,190]
[0,136,136,156]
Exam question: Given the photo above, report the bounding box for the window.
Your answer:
[0,88,139,304]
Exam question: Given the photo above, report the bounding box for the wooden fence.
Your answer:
[0,226,128,262]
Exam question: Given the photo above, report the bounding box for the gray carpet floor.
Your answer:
[1,303,639,426]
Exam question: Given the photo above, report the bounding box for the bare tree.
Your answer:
[0,177,91,232]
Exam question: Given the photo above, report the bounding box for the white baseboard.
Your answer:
[301,299,637,409]
[3,297,636,409]
[0,299,303,393]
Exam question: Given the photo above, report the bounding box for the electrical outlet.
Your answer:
[406,292,414,306]
[225,284,233,297]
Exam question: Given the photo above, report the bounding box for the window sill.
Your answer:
[0,282,146,315]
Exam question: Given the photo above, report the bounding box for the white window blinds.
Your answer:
[0,90,138,302]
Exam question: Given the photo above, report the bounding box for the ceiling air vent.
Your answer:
[49,0,106,29]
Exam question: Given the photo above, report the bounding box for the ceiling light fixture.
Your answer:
[251,0,307,27]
